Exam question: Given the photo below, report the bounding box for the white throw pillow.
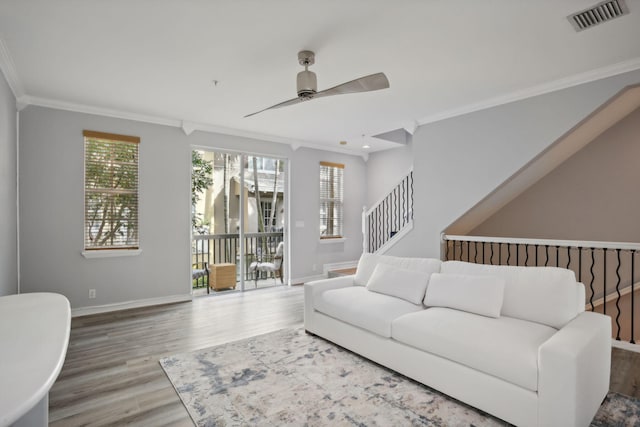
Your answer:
[441,261,579,328]
[354,253,380,286]
[354,253,442,286]
[424,273,505,318]
[366,263,431,305]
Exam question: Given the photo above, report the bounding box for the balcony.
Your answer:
[192,232,284,294]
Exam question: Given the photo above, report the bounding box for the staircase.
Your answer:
[363,170,414,254]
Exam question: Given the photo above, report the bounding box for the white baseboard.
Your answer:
[612,339,640,353]
[323,260,359,276]
[290,274,326,285]
[71,293,193,317]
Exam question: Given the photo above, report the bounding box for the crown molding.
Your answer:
[403,120,419,135]
[416,57,640,126]
[0,38,25,99]
[18,56,640,159]
[181,120,197,136]
[21,95,368,158]
[22,95,182,127]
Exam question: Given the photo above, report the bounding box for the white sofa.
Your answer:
[304,253,611,427]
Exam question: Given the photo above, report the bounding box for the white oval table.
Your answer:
[0,293,71,427]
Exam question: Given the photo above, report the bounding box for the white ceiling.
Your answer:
[1,0,639,154]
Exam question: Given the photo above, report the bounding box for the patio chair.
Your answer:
[249,242,284,286]
[192,262,209,294]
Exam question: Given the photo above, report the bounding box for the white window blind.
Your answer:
[84,130,140,250]
[319,161,344,239]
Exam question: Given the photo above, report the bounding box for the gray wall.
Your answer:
[470,106,640,242]
[381,69,640,258]
[366,141,413,207]
[19,106,366,308]
[290,147,366,277]
[0,71,17,296]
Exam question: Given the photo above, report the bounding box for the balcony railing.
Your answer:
[443,234,640,345]
[192,232,284,291]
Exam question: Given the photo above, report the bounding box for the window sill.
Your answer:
[82,249,142,259]
[319,238,346,244]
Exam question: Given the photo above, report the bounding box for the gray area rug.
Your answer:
[160,328,640,426]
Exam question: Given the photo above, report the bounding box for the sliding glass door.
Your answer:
[191,149,286,295]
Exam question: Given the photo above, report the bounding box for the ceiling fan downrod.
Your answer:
[296,50,317,100]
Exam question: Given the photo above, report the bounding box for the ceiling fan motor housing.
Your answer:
[297,70,317,100]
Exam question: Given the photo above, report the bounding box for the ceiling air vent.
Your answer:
[568,0,629,31]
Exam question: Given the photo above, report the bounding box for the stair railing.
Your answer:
[443,234,640,345]
[363,169,413,254]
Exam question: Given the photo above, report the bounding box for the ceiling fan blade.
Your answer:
[244,96,303,118]
[315,72,389,98]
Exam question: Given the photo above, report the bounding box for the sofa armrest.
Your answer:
[538,311,611,427]
[304,275,355,331]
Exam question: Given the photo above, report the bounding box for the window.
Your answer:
[261,201,273,229]
[247,156,277,172]
[319,161,344,239]
[84,130,139,250]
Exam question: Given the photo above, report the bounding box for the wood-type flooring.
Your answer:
[49,285,640,426]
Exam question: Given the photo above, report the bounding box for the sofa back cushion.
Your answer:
[354,253,441,286]
[367,263,431,305]
[441,261,581,329]
[424,273,505,318]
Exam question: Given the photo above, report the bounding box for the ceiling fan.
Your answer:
[245,50,389,118]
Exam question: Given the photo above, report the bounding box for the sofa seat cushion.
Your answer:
[314,287,423,338]
[392,307,557,391]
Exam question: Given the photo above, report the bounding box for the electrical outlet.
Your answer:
[89,289,96,299]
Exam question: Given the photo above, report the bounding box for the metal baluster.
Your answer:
[603,249,607,316]
[396,187,400,234]
[446,239,450,261]
[474,241,478,263]
[410,171,414,220]
[206,239,211,287]
[466,241,470,262]
[376,205,381,252]
[544,245,549,267]
[498,243,502,265]
[605,249,622,341]
[453,239,457,261]
[506,243,511,266]
[566,246,571,269]
[402,177,409,227]
[386,196,390,245]
[490,243,494,265]
[615,249,621,340]
[578,247,582,282]
[367,212,371,252]
[535,244,539,266]
[524,244,529,266]
[381,199,385,247]
[589,248,595,311]
[556,246,560,267]
[632,250,636,344]
[482,242,485,264]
